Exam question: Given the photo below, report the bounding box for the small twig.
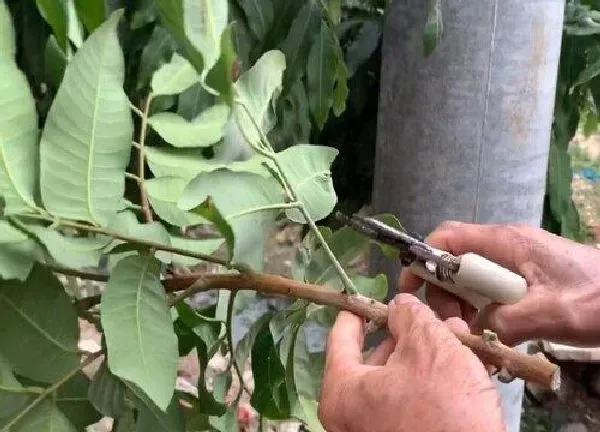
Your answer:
[1,351,104,431]
[129,101,144,118]
[125,172,142,183]
[132,141,142,150]
[232,99,357,295]
[225,291,248,401]
[45,263,109,282]
[138,95,154,223]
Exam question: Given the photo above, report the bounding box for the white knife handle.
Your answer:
[408,252,528,310]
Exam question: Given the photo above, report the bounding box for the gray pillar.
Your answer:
[371,1,564,432]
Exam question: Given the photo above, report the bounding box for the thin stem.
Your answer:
[233,99,357,294]
[138,95,154,223]
[132,141,142,150]
[228,202,301,220]
[45,263,108,282]
[16,213,233,269]
[1,351,104,431]
[129,101,144,118]
[125,172,142,183]
[226,291,246,403]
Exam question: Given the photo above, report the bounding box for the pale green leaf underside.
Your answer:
[148,104,230,148]
[0,265,79,383]
[10,400,77,432]
[25,224,111,269]
[146,177,208,227]
[100,255,178,411]
[232,50,286,148]
[40,10,133,226]
[0,1,16,57]
[275,145,338,222]
[0,352,29,419]
[179,170,285,269]
[182,0,228,92]
[0,61,39,214]
[0,220,41,281]
[145,146,271,183]
[151,53,200,96]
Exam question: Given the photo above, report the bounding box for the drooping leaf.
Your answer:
[56,372,103,430]
[24,225,111,269]
[148,104,230,147]
[423,0,443,57]
[238,0,273,42]
[170,235,223,267]
[101,254,179,411]
[250,317,290,419]
[280,0,321,88]
[129,382,186,432]
[182,0,228,93]
[73,0,106,32]
[88,360,126,418]
[151,53,200,96]
[227,49,286,151]
[107,210,173,263]
[9,399,77,432]
[179,170,285,269]
[0,220,42,281]
[136,25,178,92]
[35,0,68,51]
[274,145,339,222]
[145,146,272,182]
[0,3,39,215]
[0,353,30,419]
[39,10,133,226]
[306,21,338,130]
[146,177,208,226]
[0,265,79,383]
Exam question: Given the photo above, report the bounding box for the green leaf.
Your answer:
[238,0,273,41]
[100,254,179,411]
[179,170,285,269]
[250,318,290,419]
[306,21,338,130]
[88,360,126,418]
[24,225,111,269]
[35,0,68,51]
[177,82,214,120]
[107,210,173,263]
[145,146,271,183]
[423,0,443,57]
[0,220,42,281]
[137,25,178,92]
[280,0,321,88]
[274,145,338,222]
[234,312,273,371]
[228,49,286,150]
[0,4,39,214]
[39,10,133,226]
[0,353,30,419]
[129,383,185,432]
[148,104,230,148]
[205,23,237,103]
[151,53,200,96]
[0,1,15,57]
[0,265,79,383]
[328,0,341,26]
[182,0,228,93]
[74,0,106,32]
[331,45,348,117]
[146,177,208,227]
[170,235,223,267]
[44,35,67,90]
[329,273,388,301]
[9,400,77,432]
[56,372,103,430]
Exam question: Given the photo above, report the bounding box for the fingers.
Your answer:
[324,311,365,374]
[364,336,395,366]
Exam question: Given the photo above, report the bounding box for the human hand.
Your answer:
[318,293,503,432]
[399,221,600,347]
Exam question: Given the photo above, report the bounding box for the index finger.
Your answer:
[324,311,365,374]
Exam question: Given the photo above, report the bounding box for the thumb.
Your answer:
[470,294,552,346]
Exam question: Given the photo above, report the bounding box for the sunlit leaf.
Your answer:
[275,145,338,222]
[40,10,133,226]
[182,0,228,93]
[0,220,42,281]
[101,254,179,411]
[151,53,200,96]
[0,3,39,215]
[0,265,79,383]
[24,225,111,269]
[88,360,126,418]
[179,170,285,269]
[148,104,230,148]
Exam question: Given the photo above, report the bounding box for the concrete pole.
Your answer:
[370,1,564,431]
